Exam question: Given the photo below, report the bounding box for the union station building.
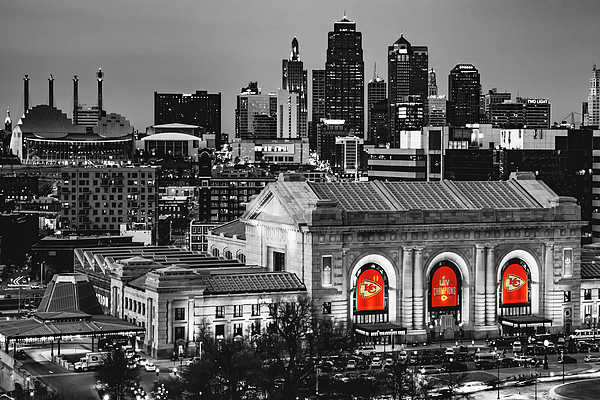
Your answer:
[216,173,585,345]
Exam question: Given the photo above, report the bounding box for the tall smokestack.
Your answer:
[23,75,30,113]
[97,68,103,121]
[73,75,79,125]
[48,74,55,108]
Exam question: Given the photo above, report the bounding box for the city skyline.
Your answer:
[1,0,599,137]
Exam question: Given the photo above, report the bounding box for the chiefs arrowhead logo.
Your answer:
[504,274,525,292]
[359,279,382,299]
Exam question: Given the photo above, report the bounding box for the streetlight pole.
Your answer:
[561,350,565,384]
[534,360,538,400]
[496,347,500,399]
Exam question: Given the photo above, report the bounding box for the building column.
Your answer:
[485,244,497,326]
[413,247,424,330]
[544,243,554,317]
[475,244,486,327]
[402,247,414,330]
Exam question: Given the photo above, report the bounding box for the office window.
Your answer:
[216,306,225,318]
[215,325,225,340]
[322,302,332,314]
[251,304,260,316]
[584,304,592,317]
[233,305,243,318]
[174,326,185,341]
[322,255,333,286]
[233,323,243,337]
[585,289,592,301]
[175,307,185,320]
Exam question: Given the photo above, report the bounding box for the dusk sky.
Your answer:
[1,0,599,135]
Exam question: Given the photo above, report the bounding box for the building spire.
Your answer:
[373,62,377,81]
[290,36,300,61]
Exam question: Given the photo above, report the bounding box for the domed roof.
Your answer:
[94,112,134,138]
[18,105,86,138]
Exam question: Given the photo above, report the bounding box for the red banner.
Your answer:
[431,266,458,308]
[502,263,528,304]
[357,268,385,311]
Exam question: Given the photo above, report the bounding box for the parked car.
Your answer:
[398,351,408,364]
[421,350,432,364]
[371,356,383,368]
[444,347,455,357]
[354,345,376,357]
[408,352,419,365]
[512,341,522,353]
[346,359,357,370]
[144,362,156,372]
[500,357,520,368]
[383,358,395,369]
[584,355,600,362]
[441,360,468,372]
[475,359,498,370]
[185,357,201,366]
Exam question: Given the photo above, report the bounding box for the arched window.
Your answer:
[223,249,232,260]
[499,258,531,316]
[212,247,220,258]
[236,251,246,264]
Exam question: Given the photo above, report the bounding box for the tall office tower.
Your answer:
[484,88,511,122]
[428,68,438,97]
[235,82,277,140]
[277,89,300,139]
[427,96,447,127]
[521,98,551,129]
[367,64,387,143]
[587,64,600,127]
[324,15,365,138]
[282,37,308,138]
[310,70,326,150]
[154,90,222,147]
[448,64,481,127]
[388,34,428,146]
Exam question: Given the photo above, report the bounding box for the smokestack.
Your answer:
[48,74,54,108]
[96,68,103,121]
[73,75,79,125]
[23,75,30,113]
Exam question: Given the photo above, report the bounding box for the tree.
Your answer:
[253,296,352,399]
[94,351,139,400]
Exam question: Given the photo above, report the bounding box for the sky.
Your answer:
[1,0,599,135]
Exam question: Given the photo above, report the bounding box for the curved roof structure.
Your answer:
[93,112,134,138]
[37,273,103,315]
[18,105,86,137]
[141,132,200,142]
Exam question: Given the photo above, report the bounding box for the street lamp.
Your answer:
[496,347,500,399]
[534,358,538,400]
[561,350,565,384]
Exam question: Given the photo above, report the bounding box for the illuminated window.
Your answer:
[322,256,333,286]
[234,305,243,318]
[563,248,573,277]
[215,306,225,318]
[175,308,185,321]
[322,302,332,314]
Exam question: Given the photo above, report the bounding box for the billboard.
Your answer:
[502,262,528,304]
[356,268,385,311]
[431,266,458,308]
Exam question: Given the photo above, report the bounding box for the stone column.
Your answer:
[485,244,497,326]
[544,243,554,317]
[402,247,414,330]
[475,244,486,327]
[413,247,424,330]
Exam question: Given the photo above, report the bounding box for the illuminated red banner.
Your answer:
[502,263,528,304]
[357,268,385,311]
[431,266,458,307]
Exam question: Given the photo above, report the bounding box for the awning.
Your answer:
[499,315,552,328]
[354,323,407,337]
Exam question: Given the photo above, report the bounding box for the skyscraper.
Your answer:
[367,63,387,143]
[587,64,600,127]
[154,90,222,147]
[427,68,446,127]
[388,34,428,146]
[428,68,438,97]
[235,82,277,140]
[282,37,308,138]
[310,69,326,151]
[448,64,481,127]
[324,15,365,137]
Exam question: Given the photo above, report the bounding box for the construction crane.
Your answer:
[559,111,585,129]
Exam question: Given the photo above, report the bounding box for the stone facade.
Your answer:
[241,177,585,344]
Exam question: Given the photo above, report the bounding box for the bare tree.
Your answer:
[94,351,139,400]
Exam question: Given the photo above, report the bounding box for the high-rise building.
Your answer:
[428,68,438,97]
[310,69,326,150]
[367,64,387,143]
[154,90,222,147]
[388,34,428,146]
[235,82,277,140]
[324,15,364,138]
[484,88,511,122]
[448,64,481,127]
[282,37,308,138]
[488,98,550,129]
[587,64,600,127]
[277,89,301,139]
